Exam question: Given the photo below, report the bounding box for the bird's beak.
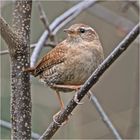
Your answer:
[63,29,75,34]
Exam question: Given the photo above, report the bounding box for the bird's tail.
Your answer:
[22,67,35,76]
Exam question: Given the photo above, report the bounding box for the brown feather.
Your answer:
[23,67,35,76]
[32,41,68,77]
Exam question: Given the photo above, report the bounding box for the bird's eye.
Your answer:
[79,28,85,33]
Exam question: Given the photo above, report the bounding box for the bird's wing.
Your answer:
[34,41,68,76]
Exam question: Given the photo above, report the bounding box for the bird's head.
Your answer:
[64,23,99,42]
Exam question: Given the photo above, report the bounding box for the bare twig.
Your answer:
[125,58,139,138]
[37,1,55,42]
[0,49,9,55]
[39,23,139,140]
[44,42,56,48]
[0,42,56,55]
[88,91,122,139]
[88,4,135,34]
[31,0,98,67]
[0,120,40,139]
[122,1,139,14]
[30,42,56,49]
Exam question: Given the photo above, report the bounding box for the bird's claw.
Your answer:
[74,93,84,105]
[53,110,72,126]
[87,91,92,101]
[53,111,65,126]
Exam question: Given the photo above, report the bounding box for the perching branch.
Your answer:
[39,23,139,139]
[31,0,98,67]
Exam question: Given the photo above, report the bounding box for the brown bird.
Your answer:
[24,23,104,123]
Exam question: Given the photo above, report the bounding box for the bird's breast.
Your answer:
[39,46,104,92]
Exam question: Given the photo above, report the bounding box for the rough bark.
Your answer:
[0,0,32,139]
[10,1,32,139]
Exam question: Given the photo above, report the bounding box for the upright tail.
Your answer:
[22,67,35,76]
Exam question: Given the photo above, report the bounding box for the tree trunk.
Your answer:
[10,1,32,139]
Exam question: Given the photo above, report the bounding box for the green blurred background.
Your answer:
[0,1,139,139]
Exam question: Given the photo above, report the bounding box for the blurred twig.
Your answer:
[37,1,55,42]
[39,23,139,140]
[30,42,56,49]
[88,91,122,139]
[87,4,135,34]
[0,120,40,139]
[0,49,9,55]
[0,42,56,55]
[122,1,139,14]
[31,0,98,67]
[125,55,139,138]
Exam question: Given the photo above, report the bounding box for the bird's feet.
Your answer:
[87,90,92,101]
[53,110,72,126]
[53,110,64,126]
[74,93,84,105]
[51,84,82,90]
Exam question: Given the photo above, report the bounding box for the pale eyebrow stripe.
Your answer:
[85,27,94,31]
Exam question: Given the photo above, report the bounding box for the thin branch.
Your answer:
[0,17,23,56]
[0,50,9,55]
[122,1,139,14]
[130,1,139,13]
[31,0,98,67]
[0,120,40,139]
[88,91,122,139]
[39,23,139,139]
[37,1,55,42]
[87,4,135,34]
[125,60,139,138]
[0,42,56,55]
[44,42,56,48]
